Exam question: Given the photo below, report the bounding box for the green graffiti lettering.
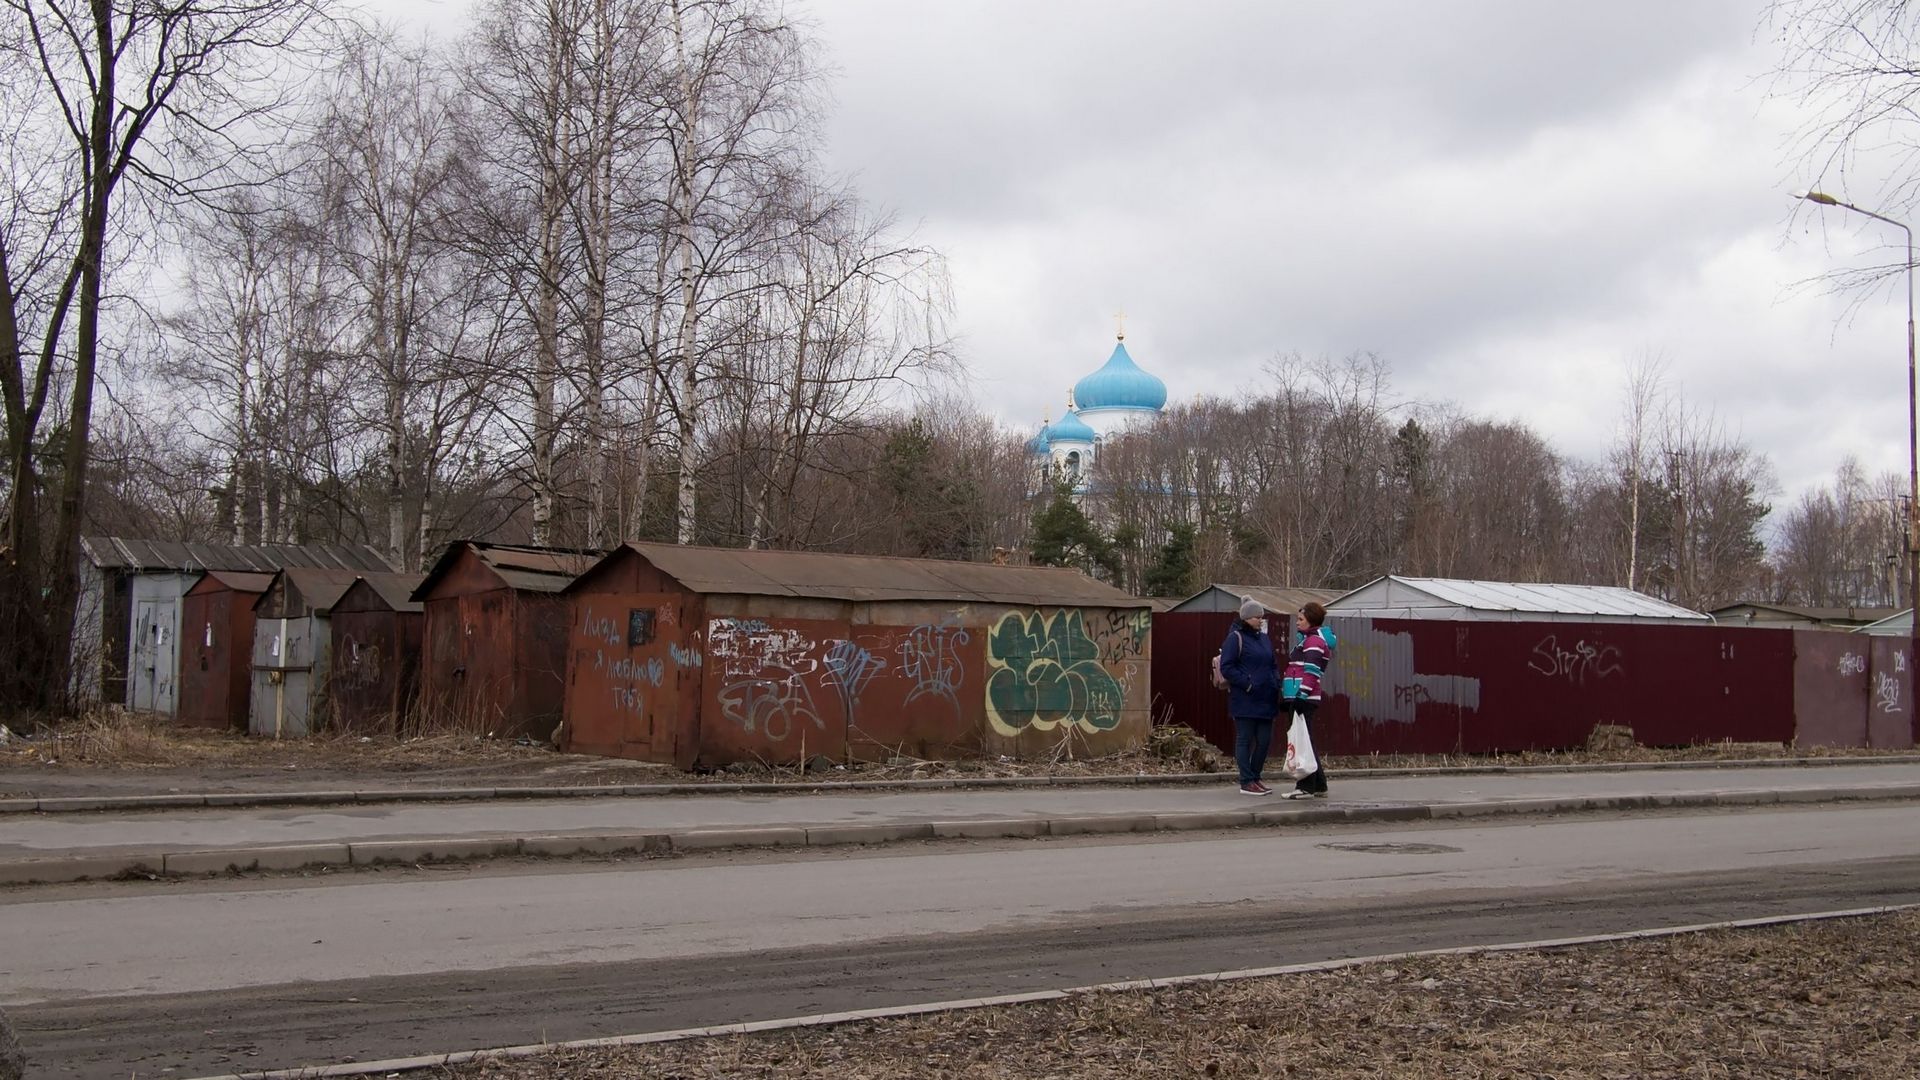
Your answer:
[985,610,1126,736]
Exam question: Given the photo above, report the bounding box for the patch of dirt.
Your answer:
[449,910,1920,1079]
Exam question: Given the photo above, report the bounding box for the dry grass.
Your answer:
[447,910,1920,1079]
[1,712,1907,787]
[4,708,546,772]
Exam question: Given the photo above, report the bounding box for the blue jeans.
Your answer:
[1233,715,1274,785]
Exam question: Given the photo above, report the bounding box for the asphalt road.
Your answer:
[7,804,1920,1078]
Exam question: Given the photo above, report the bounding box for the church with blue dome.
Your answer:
[1027,326,1170,492]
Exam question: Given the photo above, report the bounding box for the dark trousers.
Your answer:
[1232,714,1274,785]
[1288,701,1328,793]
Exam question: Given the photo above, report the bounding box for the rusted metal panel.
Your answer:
[417,544,584,738]
[839,620,987,762]
[331,576,426,735]
[1867,634,1914,748]
[515,591,573,740]
[565,593,694,763]
[413,541,596,602]
[421,590,518,734]
[559,545,1152,766]
[1793,630,1869,748]
[698,616,852,765]
[177,572,269,730]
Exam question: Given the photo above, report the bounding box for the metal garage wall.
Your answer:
[1154,614,1806,755]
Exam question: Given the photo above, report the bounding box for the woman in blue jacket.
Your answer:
[1219,597,1281,795]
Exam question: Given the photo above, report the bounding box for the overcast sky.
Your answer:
[381,0,1905,512]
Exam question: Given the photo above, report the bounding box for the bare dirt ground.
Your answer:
[0,712,1910,800]
[448,909,1920,1079]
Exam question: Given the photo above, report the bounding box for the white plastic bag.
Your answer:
[1283,712,1318,779]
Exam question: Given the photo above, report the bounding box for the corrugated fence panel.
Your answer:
[1156,614,1805,756]
[1867,633,1915,749]
[1149,612,1237,753]
[1455,622,1794,750]
[1793,629,1868,748]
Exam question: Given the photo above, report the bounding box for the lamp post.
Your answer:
[1798,189,1920,716]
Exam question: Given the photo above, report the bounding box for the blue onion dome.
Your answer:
[1047,408,1097,444]
[1026,424,1052,455]
[1073,341,1167,411]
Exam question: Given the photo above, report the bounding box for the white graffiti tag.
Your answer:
[1527,635,1625,685]
[1876,672,1904,714]
[1838,653,1868,676]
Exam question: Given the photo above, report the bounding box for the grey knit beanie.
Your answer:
[1238,597,1264,621]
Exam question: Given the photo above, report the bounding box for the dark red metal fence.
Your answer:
[1151,613,1915,755]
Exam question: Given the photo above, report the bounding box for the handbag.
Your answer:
[1210,629,1243,691]
[1283,711,1318,779]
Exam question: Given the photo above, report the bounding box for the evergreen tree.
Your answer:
[1144,520,1198,597]
[1028,478,1122,579]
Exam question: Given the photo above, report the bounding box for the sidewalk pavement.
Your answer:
[2,762,1917,887]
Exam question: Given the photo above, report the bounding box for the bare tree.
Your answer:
[1614,350,1668,589]
[0,0,323,711]
[655,0,813,545]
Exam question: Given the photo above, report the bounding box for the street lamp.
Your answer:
[1797,189,1920,708]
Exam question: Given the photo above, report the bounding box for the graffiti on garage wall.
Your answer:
[576,603,681,719]
[985,609,1126,736]
[1527,634,1624,686]
[1327,620,1480,725]
[895,623,969,719]
[716,673,827,740]
[708,617,832,742]
[697,610,1146,744]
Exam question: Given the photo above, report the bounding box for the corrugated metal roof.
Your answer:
[599,542,1143,607]
[350,573,426,612]
[275,568,371,615]
[1210,584,1340,614]
[82,536,391,573]
[412,542,601,600]
[1710,602,1899,623]
[198,570,275,593]
[1348,575,1709,620]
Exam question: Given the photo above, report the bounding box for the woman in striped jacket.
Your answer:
[1280,601,1337,799]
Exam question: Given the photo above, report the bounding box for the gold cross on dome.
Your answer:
[1114,310,1126,340]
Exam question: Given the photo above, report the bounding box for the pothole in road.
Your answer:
[1316,842,1463,855]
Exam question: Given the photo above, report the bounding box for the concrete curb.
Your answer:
[5,783,1917,887]
[6,753,1920,816]
[181,902,1920,1079]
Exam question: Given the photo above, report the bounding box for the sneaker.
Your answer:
[1239,783,1270,796]
[1250,780,1271,794]
[1282,789,1315,800]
